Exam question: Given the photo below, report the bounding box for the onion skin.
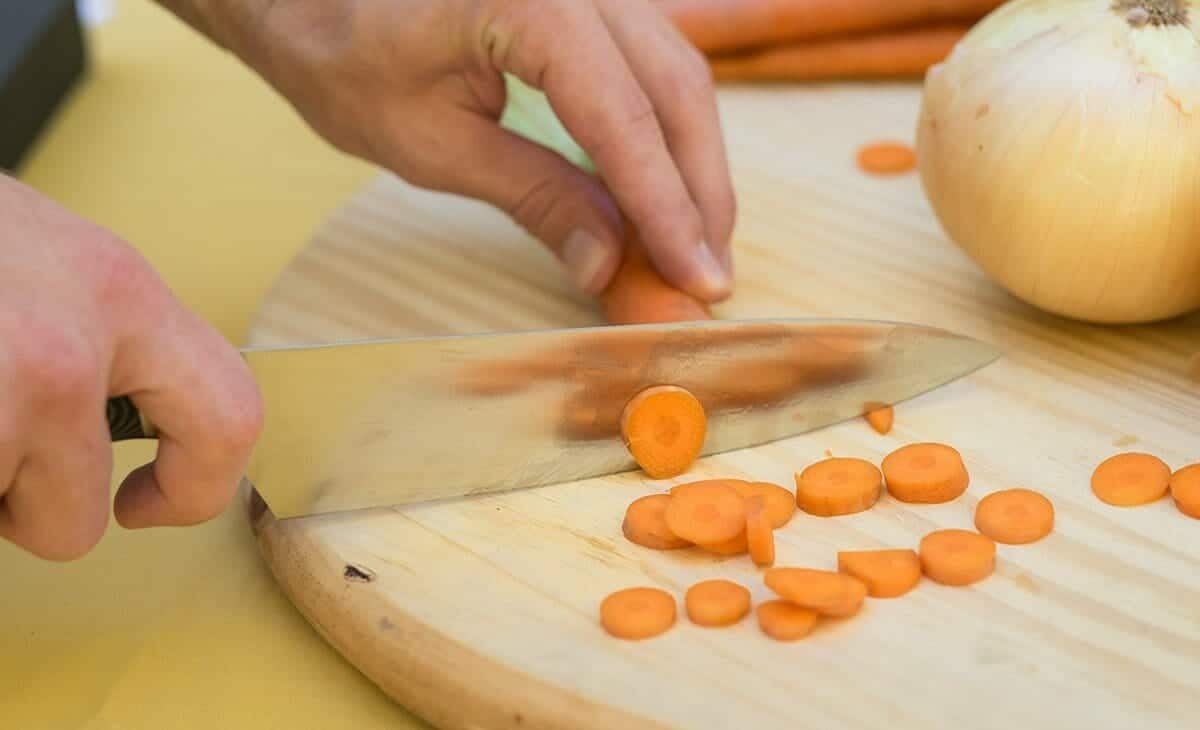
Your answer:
[916,0,1200,324]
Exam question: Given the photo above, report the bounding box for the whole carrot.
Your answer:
[707,25,970,82]
[658,0,1003,54]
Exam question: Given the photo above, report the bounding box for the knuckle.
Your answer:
[507,176,562,236]
[14,330,99,405]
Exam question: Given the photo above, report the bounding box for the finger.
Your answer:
[482,1,731,301]
[111,308,264,529]
[596,0,738,279]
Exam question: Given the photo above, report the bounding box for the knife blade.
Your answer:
[106,318,999,518]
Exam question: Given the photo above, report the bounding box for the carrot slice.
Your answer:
[794,457,883,516]
[1170,464,1200,519]
[973,488,1054,544]
[697,530,749,555]
[620,385,707,479]
[857,141,917,174]
[863,402,894,434]
[1090,452,1171,506]
[746,495,775,567]
[880,442,970,503]
[918,529,995,586]
[664,480,747,544]
[763,567,868,617]
[756,600,818,641]
[621,494,692,550]
[730,480,796,528]
[669,478,747,496]
[599,587,676,639]
[685,579,752,627]
[836,548,921,598]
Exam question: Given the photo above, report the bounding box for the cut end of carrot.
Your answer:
[862,402,894,435]
[599,233,713,325]
[664,479,747,545]
[599,587,676,639]
[746,495,776,567]
[620,385,707,479]
[1169,463,1200,519]
[918,529,995,587]
[794,457,883,517]
[881,442,969,504]
[857,141,917,175]
[837,549,921,598]
[763,567,868,617]
[974,488,1054,544]
[622,494,693,550]
[685,579,752,627]
[1091,452,1171,506]
[756,600,818,641]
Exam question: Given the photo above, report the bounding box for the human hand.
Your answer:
[0,175,264,561]
[182,0,736,300]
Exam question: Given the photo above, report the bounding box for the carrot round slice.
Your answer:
[974,488,1054,544]
[599,587,676,639]
[620,385,707,479]
[1090,452,1171,506]
[746,495,775,567]
[669,478,746,496]
[731,481,796,528]
[685,579,751,627]
[795,457,883,516]
[621,494,691,550]
[697,530,748,555]
[763,567,868,617]
[836,549,921,598]
[918,529,995,586]
[756,600,818,641]
[664,480,747,544]
[881,442,970,503]
[1170,464,1200,519]
[857,141,917,175]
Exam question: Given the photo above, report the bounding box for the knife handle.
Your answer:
[107,396,158,441]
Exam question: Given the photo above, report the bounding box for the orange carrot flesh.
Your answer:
[707,25,970,83]
[664,480,748,544]
[756,599,819,641]
[669,478,747,496]
[1170,464,1200,519]
[862,402,895,434]
[599,232,712,324]
[599,587,677,639]
[731,480,797,528]
[974,488,1055,544]
[685,579,752,626]
[857,142,917,175]
[1091,452,1171,506]
[881,442,970,503]
[698,529,749,555]
[763,567,868,617]
[620,385,707,479]
[794,457,883,516]
[622,494,693,550]
[836,549,921,598]
[746,495,776,566]
[659,0,1004,53]
[918,529,995,586]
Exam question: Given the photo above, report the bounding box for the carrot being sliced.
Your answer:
[763,567,868,617]
[974,488,1054,544]
[620,385,707,479]
[881,442,970,503]
[1170,464,1200,519]
[795,457,883,516]
[746,495,775,567]
[918,529,995,586]
[663,479,747,544]
[599,232,712,325]
[756,600,818,641]
[685,579,752,627]
[731,481,796,528]
[698,530,749,555]
[621,494,692,550]
[599,587,676,639]
[862,402,894,434]
[836,549,921,598]
[1090,452,1171,506]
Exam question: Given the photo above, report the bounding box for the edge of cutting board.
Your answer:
[245,488,666,730]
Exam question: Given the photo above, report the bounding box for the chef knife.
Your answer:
[106,318,998,519]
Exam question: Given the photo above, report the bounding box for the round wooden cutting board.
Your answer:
[244,84,1200,730]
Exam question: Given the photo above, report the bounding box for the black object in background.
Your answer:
[1,0,89,172]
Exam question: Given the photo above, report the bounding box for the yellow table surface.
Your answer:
[3,3,427,727]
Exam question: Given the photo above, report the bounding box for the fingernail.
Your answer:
[693,241,731,297]
[562,229,611,293]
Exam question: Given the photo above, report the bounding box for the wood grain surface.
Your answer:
[244,83,1200,730]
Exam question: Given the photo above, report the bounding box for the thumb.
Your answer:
[414,112,627,295]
